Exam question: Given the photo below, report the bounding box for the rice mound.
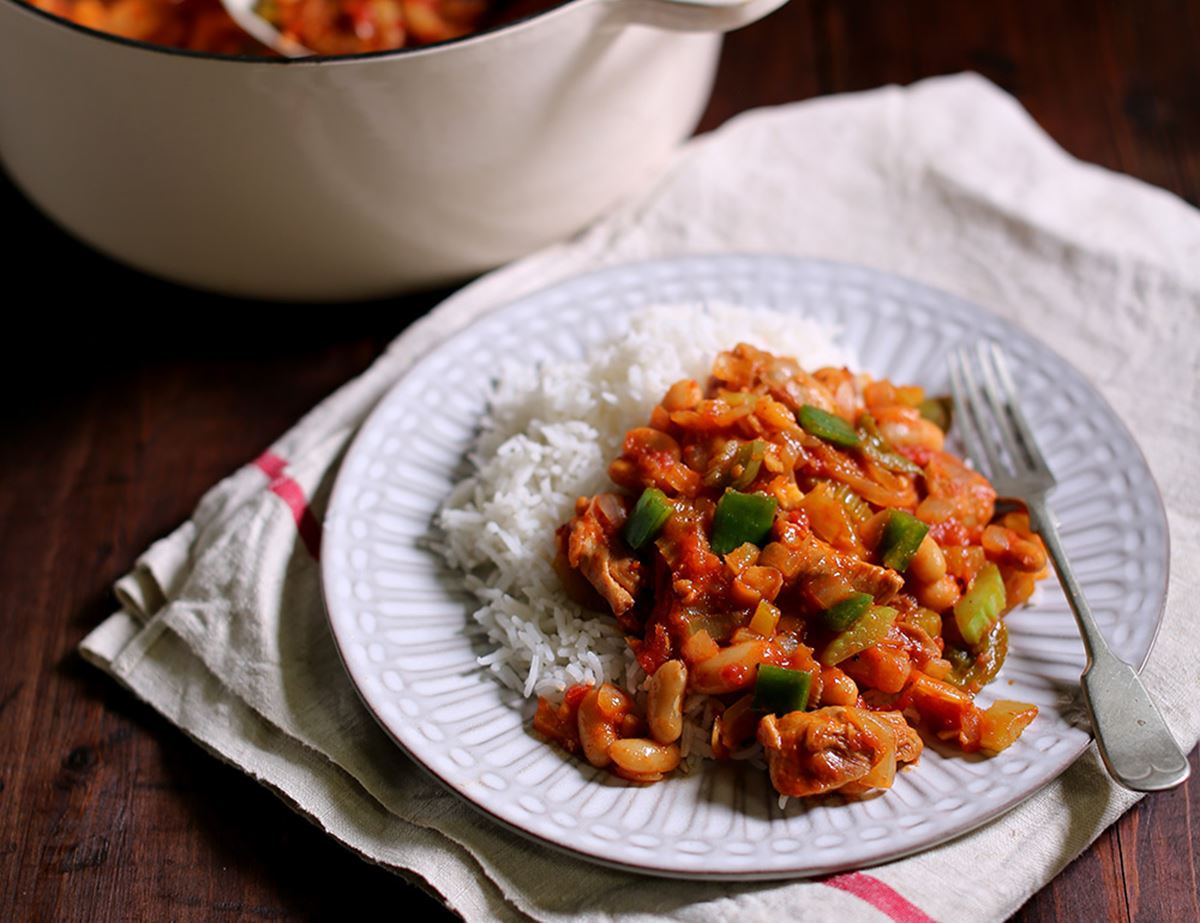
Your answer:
[435,303,847,714]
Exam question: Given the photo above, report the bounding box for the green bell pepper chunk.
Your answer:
[858,413,923,476]
[953,562,1007,647]
[730,439,766,490]
[753,664,812,715]
[945,620,1008,693]
[624,487,673,550]
[879,510,930,573]
[918,396,952,433]
[797,405,860,448]
[822,591,873,632]
[821,605,898,666]
[710,490,778,555]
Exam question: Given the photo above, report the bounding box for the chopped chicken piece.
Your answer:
[758,706,897,797]
[764,531,904,603]
[867,709,924,764]
[562,493,643,616]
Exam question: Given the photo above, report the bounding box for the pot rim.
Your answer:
[0,0,581,65]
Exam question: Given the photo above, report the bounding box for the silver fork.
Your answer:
[948,342,1190,792]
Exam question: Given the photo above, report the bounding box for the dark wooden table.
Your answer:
[3,1,1198,920]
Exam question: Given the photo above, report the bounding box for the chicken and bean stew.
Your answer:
[534,343,1045,799]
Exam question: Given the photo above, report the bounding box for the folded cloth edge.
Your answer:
[80,610,532,923]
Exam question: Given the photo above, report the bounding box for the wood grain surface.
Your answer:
[2,1,1198,920]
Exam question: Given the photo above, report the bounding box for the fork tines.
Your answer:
[947,342,1055,495]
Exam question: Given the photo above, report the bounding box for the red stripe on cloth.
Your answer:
[253,451,289,480]
[253,451,322,559]
[269,477,323,559]
[823,873,936,923]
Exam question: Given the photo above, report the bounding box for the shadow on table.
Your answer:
[61,642,461,919]
[1,165,464,418]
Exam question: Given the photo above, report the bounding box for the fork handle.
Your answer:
[1026,499,1191,791]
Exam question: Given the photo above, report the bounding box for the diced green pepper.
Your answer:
[710,490,778,555]
[822,591,873,632]
[797,405,860,448]
[858,413,923,476]
[918,396,952,433]
[753,664,812,715]
[821,605,898,665]
[702,440,739,489]
[730,439,766,490]
[953,562,1007,647]
[624,487,673,550]
[879,510,930,572]
[945,620,1008,693]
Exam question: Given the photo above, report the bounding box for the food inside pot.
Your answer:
[24,0,552,55]
[253,0,490,55]
[27,0,259,54]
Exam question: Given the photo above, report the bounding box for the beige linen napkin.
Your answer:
[81,73,1200,923]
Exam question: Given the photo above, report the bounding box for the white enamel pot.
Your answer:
[0,0,786,300]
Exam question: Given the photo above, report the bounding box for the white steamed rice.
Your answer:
[434,302,847,718]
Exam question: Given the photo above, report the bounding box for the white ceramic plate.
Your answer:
[321,255,1168,879]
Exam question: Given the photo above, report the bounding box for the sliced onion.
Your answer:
[857,713,898,790]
